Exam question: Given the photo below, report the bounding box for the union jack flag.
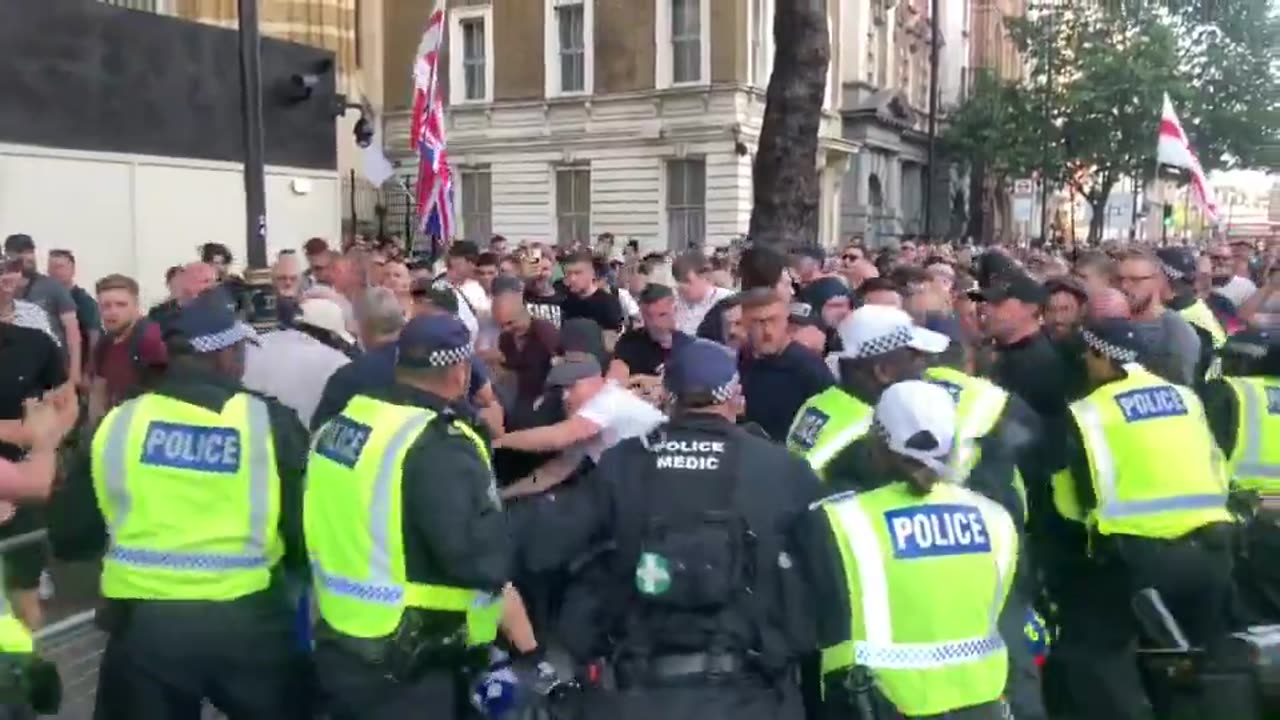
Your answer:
[411,5,454,241]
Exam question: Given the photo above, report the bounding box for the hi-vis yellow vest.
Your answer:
[924,367,1010,479]
[1052,368,1231,538]
[819,483,1016,717]
[305,395,503,643]
[92,393,282,601]
[1178,299,1227,379]
[787,387,874,479]
[1223,377,1280,494]
[0,564,32,655]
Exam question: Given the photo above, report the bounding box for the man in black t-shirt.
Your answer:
[0,320,71,631]
[608,283,693,385]
[558,250,623,344]
[521,248,564,327]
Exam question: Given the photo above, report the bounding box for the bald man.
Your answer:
[1088,287,1130,321]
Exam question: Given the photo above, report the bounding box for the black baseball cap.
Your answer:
[968,272,1046,305]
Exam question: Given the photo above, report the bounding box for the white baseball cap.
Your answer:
[835,305,950,359]
[297,298,356,346]
[873,380,956,475]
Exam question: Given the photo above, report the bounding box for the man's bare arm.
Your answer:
[493,415,600,453]
[499,446,588,500]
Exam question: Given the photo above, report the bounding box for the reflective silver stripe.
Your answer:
[1232,380,1280,480]
[244,396,271,555]
[809,416,873,471]
[102,398,144,530]
[947,387,1008,486]
[315,411,433,604]
[1076,397,1227,520]
[103,394,273,570]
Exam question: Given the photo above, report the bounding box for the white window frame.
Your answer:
[449,4,495,106]
[458,165,493,246]
[544,0,594,97]
[663,157,707,252]
[655,0,711,89]
[554,164,592,248]
[747,0,774,88]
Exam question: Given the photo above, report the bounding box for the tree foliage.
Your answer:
[942,0,1280,241]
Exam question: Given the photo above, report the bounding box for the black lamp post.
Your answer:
[237,0,275,328]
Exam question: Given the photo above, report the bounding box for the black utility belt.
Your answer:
[316,622,485,678]
[616,652,751,688]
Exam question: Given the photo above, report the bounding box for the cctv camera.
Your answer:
[288,73,319,102]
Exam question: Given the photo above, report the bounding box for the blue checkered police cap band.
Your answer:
[671,373,741,405]
[1157,258,1186,281]
[854,326,913,359]
[399,342,473,368]
[189,322,258,354]
[1082,328,1138,364]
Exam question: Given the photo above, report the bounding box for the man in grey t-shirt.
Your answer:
[4,234,81,384]
[1116,251,1201,386]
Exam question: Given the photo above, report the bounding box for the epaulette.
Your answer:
[808,490,858,511]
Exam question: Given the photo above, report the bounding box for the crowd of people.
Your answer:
[0,224,1277,719]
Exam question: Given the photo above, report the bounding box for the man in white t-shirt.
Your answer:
[434,241,488,346]
[495,356,666,496]
[672,250,734,335]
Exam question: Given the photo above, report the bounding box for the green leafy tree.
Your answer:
[946,0,1279,243]
[940,70,1046,241]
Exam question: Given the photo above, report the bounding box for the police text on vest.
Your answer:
[653,439,725,471]
[883,504,992,559]
[141,422,241,473]
[1114,387,1188,422]
[315,416,373,469]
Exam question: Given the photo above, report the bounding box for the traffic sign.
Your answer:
[1013,179,1035,196]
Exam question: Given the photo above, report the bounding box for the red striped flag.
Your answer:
[1156,94,1220,223]
[411,5,455,242]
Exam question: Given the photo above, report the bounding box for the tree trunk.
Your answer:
[966,162,986,243]
[748,0,830,250]
[1086,182,1115,245]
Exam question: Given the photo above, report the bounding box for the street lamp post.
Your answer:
[237,0,275,327]
[923,0,941,242]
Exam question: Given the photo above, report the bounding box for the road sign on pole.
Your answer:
[1013,179,1035,197]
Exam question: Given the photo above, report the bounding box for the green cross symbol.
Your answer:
[635,552,672,596]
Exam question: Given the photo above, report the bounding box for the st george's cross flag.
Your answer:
[411,4,455,241]
[1156,93,1220,223]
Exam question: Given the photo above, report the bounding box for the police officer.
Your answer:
[306,314,540,720]
[49,288,311,719]
[525,339,820,720]
[1047,317,1235,720]
[1156,247,1226,381]
[1201,329,1280,496]
[920,325,1048,720]
[1201,329,1280,620]
[787,305,949,485]
[791,380,1018,720]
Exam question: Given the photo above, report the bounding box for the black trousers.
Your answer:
[313,640,468,720]
[1045,527,1234,720]
[92,595,310,720]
